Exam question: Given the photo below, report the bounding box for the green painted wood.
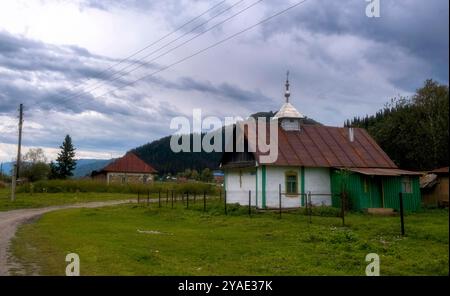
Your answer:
[262,165,266,209]
[255,166,258,208]
[331,169,421,212]
[300,166,305,206]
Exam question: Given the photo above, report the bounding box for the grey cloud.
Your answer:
[262,0,448,89]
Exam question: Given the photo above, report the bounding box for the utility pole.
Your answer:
[11,103,23,202]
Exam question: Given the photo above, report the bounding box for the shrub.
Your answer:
[300,205,342,217]
[16,179,221,195]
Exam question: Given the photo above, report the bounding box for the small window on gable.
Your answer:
[401,176,412,193]
[285,171,298,195]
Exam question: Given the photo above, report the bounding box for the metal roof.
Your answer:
[346,167,422,176]
[102,152,157,173]
[244,123,398,168]
[429,166,449,175]
[273,102,305,119]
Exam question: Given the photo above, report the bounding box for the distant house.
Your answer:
[221,76,422,211]
[213,170,224,184]
[91,152,157,184]
[420,167,449,207]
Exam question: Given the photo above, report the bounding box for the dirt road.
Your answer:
[0,199,134,276]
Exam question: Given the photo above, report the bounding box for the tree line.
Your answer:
[15,134,77,182]
[345,79,449,171]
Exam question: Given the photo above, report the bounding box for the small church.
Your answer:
[220,73,422,211]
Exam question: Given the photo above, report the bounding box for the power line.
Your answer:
[51,0,248,105]
[30,0,228,109]
[70,0,310,111]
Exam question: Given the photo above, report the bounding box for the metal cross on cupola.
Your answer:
[285,70,291,103]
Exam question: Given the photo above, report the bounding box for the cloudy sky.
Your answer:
[0,0,448,162]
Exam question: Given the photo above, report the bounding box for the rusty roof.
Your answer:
[102,152,157,173]
[430,166,449,175]
[243,123,397,168]
[346,168,422,176]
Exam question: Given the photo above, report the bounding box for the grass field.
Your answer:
[0,187,136,211]
[11,199,448,275]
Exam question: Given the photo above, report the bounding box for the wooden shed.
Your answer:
[420,167,449,207]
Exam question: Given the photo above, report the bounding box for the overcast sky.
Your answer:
[0,0,448,162]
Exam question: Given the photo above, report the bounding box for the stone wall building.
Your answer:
[91,152,157,184]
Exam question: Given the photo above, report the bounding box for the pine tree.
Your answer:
[55,135,77,179]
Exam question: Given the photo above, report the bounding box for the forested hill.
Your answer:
[133,111,322,175]
[133,134,222,175]
[345,79,449,171]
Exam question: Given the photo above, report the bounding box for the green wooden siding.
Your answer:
[261,165,266,209]
[255,166,258,208]
[330,169,421,212]
[300,166,305,206]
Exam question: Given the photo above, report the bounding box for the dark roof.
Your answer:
[430,167,449,175]
[101,152,157,174]
[241,123,397,168]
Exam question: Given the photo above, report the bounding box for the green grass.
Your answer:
[0,187,136,211]
[11,200,449,275]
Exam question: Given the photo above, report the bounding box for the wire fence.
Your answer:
[135,185,347,224]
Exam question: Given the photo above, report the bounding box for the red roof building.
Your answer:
[92,152,157,184]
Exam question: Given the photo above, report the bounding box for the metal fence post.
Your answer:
[186,191,189,209]
[137,191,140,204]
[399,192,405,235]
[248,190,251,217]
[194,192,196,204]
[158,190,161,208]
[171,190,174,209]
[308,191,312,224]
[147,190,150,206]
[166,190,169,205]
[203,190,206,212]
[224,190,227,215]
[341,191,345,226]
[279,184,282,219]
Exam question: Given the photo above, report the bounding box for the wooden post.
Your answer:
[186,191,189,209]
[158,190,161,208]
[203,191,206,212]
[399,192,405,236]
[341,191,345,226]
[166,190,169,205]
[11,103,23,202]
[147,190,149,206]
[224,190,227,215]
[219,190,222,201]
[278,184,282,219]
[171,190,174,209]
[138,191,140,204]
[194,192,196,203]
[248,190,251,217]
[308,191,312,224]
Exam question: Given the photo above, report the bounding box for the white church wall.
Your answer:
[265,167,302,208]
[225,168,257,206]
[304,167,332,206]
